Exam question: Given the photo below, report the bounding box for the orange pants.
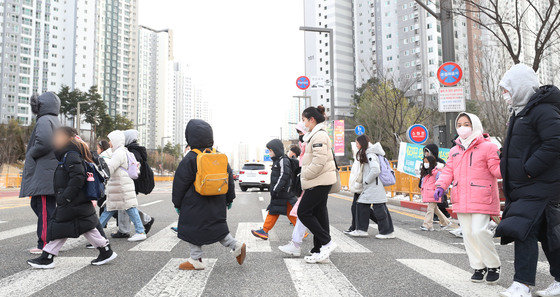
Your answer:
[263,202,298,233]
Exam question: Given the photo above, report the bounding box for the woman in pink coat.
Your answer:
[435,112,502,284]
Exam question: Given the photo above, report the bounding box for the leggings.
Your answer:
[297,185,332,253]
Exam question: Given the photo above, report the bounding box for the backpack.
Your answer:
[128,145,155,195]
[192,148,229,196]
[60,152,105,201]
[377,154,396,186]
[288,157,302,197]
[121,149,140,180]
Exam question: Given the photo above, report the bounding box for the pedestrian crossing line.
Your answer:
[258,196,264,202]
[130,223,180,252]
[370,224,465,254]
[0,224,35,241]
[284,258,362,297]
[0,257,92,297]
[0,220,5,224]
[330,225,371,253]
[397,259,506,297]
[135,258,217,297]
[139,200,163,207]
[234,222,271,252]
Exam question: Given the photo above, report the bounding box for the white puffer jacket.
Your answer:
[105,131,138,211]
[358,142,387,204]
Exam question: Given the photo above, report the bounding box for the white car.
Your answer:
[238,162,270,192]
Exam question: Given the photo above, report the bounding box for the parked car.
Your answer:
[238,162,270,192]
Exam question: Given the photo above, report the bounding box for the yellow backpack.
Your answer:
[192,148,229,196]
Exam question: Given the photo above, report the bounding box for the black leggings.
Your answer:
[297,185,332,253]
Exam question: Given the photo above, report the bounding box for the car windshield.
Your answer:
[242,164,265,170]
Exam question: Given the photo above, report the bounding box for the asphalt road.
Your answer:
[0,182,555,297]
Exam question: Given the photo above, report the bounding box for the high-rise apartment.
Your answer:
[168,61,193,148]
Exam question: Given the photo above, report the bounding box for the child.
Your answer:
[420,155,452,231]
[172,119,246,270]
[252,139,298,240]
[27,127,116,268]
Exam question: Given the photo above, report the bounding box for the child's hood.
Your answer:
[185,119,214,150]
[266,139,284,158]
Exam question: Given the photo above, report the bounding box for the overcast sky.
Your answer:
[138,0,305,157]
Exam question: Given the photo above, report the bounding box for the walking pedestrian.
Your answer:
[95,140,111,216]
[435,112,502,284]
[173,120,245,270]
[420,155,452,231]
[297,106,338,264]
[423,144,452,220]
[20,92,61,254]
[27,127,116,268]
[496,64,560,297]
[343,140,364,235]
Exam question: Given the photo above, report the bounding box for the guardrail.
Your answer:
[0,174,22,189]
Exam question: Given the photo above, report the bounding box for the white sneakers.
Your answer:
[449,227,463,238]
[278,241,301,257]
[500,282,532,297]
[348,230,369,237]
[420,226,434,231]
[375,233,396,239]
[536,281,560,297]
[128,233,147,242]
[304,241,337,264]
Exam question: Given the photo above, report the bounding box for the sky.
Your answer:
[138,0,305,158]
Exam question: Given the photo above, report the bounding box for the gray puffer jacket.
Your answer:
[20,92,61,197]
[358,142,387,204]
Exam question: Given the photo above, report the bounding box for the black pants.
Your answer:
[30,195,56,249]
[351,193,374,231]
[514,211,560,286]
[370,203,394,235]
[436,196,451,219]
[298,185,332,253]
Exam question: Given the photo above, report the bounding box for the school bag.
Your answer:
[377,154,396,186]
[121,149,140,180]
[60,152,105,200]
[192,148,229,196]
[288,157,302,197]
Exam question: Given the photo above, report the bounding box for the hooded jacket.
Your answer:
[496,79,560,249]
[172,119,236,246]
[358,142,388,204]
[301,123,337,190]
[20,92,61,197]
[105,130,138,211]
[436,112,502,216]
[124,129,152,194]
[499,64,540,115]
[266,139,297,215]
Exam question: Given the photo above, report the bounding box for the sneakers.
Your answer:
[536,281,560,297]
[500,282,532,297]
[376,233,396,239]
[420,226,434,231]
[128,233,147,242]
[486,267,500,284]
[450,227,463,238]
[348,230,369,237]
[278,241,301,257]
[111,231,130,238]
[29,248,42,254]
[232,242,247,265]
[315,241,337,262]
[304,253,330,264]
[471,268,488,283]
[144,218,155,234]
[343,228,355,235]
[170,226,178,233]
[179,258,206,270]
[85,244,95,249]
[27,251,55,269]
[251,228,268,240]
[91,244,117,266]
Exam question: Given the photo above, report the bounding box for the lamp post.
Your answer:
[76,100,95,134]
[299,26,335,120]
[160,136,171,175]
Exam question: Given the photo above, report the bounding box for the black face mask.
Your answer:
[30,94,40,115]
[299,135,304,142]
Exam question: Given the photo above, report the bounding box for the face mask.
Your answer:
[423,163,430,169]
[457,126,473,139]
[503,92,512,106]
[30,94,39,115]
[298,135,304,142]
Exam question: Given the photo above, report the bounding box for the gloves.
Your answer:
[434,187,445,201]
[227,203,232,210]
[175,207,180,215]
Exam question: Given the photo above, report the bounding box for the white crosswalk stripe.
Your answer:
[0,257,92,297]
[0,224,35,241]
[235,222,272,252]
[284,258,362,296]
[135,258,217,297]
[130,223,181,252]
[258,196,264,202]
[371,224,465,254]
[0,220,6,224]
[139,200,163,207]
[330,225,370,253]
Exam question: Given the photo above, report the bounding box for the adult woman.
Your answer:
[435,112,502,284]
[344,137,365,235]
[297,106,338,264]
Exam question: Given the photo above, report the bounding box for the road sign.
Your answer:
[437,62,463,86]
[296,76,310,90]
[334,120,345,156]
[354,125,365,136]
[407,124,429,145]
[310,76,332,88]
[438,87,465,112]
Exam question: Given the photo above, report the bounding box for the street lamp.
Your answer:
[76,100,96,134]
[160,136,171,175]
[299,26,335,120]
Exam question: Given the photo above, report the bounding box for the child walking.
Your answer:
[172,119,246,270]
[420,155,452,231]
[27,127,116,268]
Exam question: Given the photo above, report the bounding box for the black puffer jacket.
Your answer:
[47,143,98,241]
[267,139,297,215]
[172,120,235,246]
[497,85,560,249]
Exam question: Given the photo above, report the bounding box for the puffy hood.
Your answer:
[124,129,139,146]
[456,112,484,148]
[185,119,213,149]
[266,139,285,158]
[499,64,540,115]
[295,122,307,133]
[35,92,61,117]
[367,142,385,156]
[424,143,446,164]
[107,130,126,150]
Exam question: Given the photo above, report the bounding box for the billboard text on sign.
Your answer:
[438,87,466,112]
[397,142,450,177]
[334,120,345,156]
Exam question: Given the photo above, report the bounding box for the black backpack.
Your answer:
[288,157,302,197]
[128,145,155,195]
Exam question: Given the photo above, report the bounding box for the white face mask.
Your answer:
[503,92,512,106]
[456,126,473,140]
[423,163,430,169]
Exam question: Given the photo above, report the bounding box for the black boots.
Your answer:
[27,251,55,269]
[91,244,117,266]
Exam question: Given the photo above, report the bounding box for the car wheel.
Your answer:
[241,186,248,192]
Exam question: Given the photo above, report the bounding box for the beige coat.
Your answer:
[301,123,337,190]
[105,130,138,211]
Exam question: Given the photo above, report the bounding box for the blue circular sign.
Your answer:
[407,124,429,144]
[355,125,365,136]
[437,62,463,86]
[296,76,310,90]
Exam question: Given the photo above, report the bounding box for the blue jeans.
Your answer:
[99,207,145,234]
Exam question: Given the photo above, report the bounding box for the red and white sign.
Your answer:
[407,124,429,144]
[437,62,463,86]
[438,87,466,112]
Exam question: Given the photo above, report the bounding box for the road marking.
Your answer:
[330,225,370,253]
[139,200,163,207]
[0,224,35,241]
[136,258,216,297]
[0,220,5,224]
[258,196,264,202]
[370,224,465,254]
[397,259,505,297]
[0,257,91,297]
[130,223,180,252]
[261,209,268,221]
[234,222,271,252]
[284,258,362,297]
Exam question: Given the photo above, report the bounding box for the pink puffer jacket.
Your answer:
[421,169,440,203]
[436,135,502,216]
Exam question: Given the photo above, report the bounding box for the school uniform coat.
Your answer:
[266,139,297,215]
[105,131,138,211]
[358,143,387,204]
[172,119,236,246]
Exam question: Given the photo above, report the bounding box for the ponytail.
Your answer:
[302,105,326,123]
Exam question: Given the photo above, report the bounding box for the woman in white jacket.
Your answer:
[98,130,146,242]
